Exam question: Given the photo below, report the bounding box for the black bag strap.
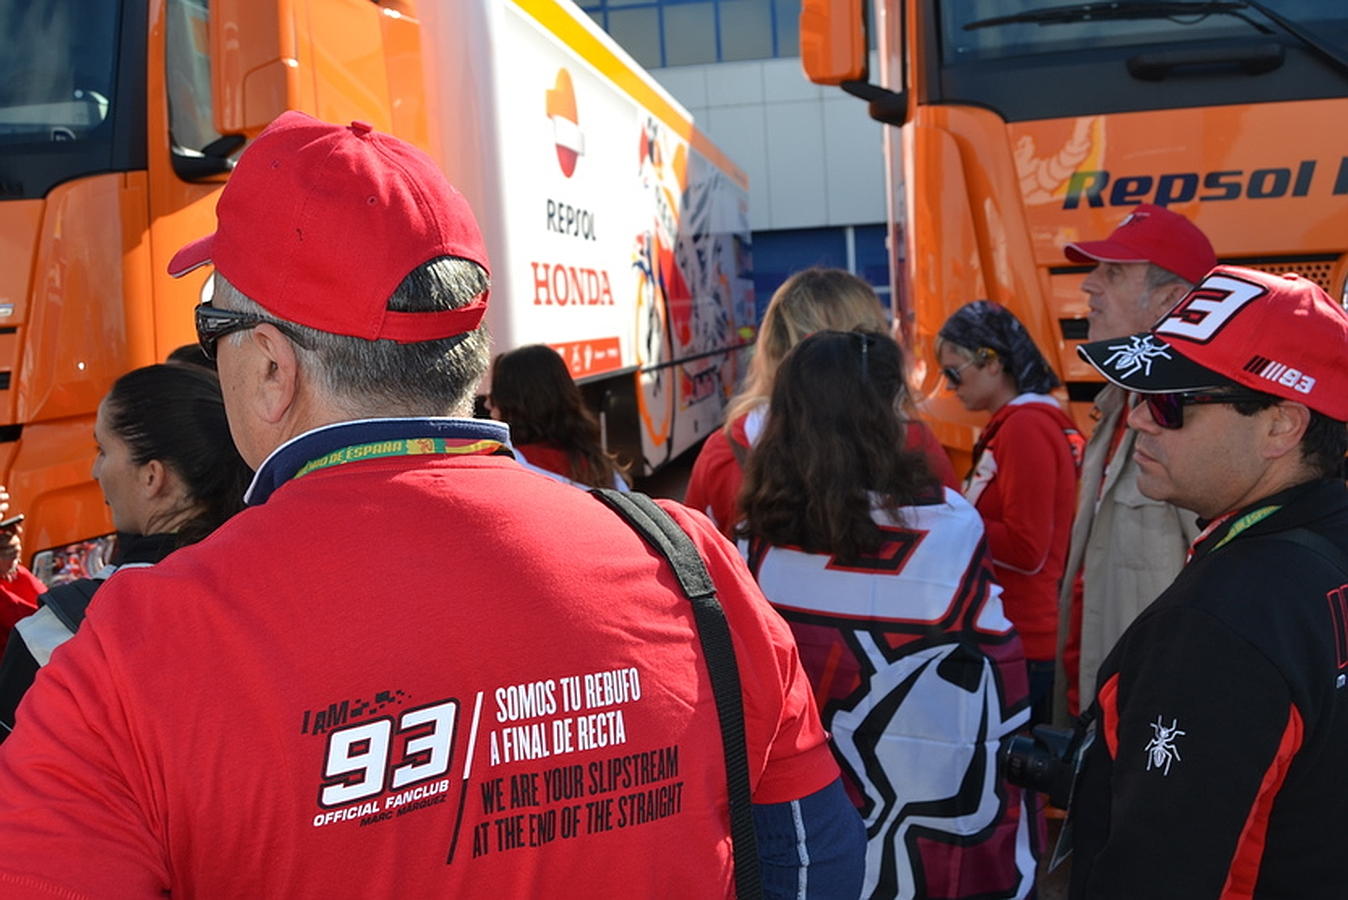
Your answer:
[39,578,103,634]
[1260,527,1348,576]
[590,489,762,900]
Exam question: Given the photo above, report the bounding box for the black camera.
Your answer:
[1000,724,1083,810]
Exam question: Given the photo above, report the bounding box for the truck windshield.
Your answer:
[945,1,1348,64]
[0,2,125,199]
[936,1,1348,121]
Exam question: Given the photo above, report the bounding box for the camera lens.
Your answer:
[1000,725,1080,810]
[1001,734,1046,788]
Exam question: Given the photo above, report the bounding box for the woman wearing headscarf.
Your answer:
[937,301,1083,725]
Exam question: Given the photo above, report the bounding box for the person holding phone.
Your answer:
[0,494,41,654]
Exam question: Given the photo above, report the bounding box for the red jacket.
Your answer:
[0,566,43,652]
[963,396,1082,661]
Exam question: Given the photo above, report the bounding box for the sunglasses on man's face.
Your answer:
[194,303,307,359]
[1141,390,1266,430]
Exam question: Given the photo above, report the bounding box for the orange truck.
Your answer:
[0,0,752,579]
[802,0,1348,471]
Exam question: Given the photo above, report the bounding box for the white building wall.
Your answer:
[653,56,885,232]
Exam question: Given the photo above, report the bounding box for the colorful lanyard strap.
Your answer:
[294,436,508,480]
[1188,503,1282,562]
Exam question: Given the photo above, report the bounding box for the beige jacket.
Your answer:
[1053,385,1199,720]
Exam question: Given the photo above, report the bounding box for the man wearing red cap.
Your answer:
[0,113,863,898]
[0,487,41,657]
[1054,205,1218,719]
[1065,266,1348,898]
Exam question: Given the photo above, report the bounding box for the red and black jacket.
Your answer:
[1069,478,1348,900]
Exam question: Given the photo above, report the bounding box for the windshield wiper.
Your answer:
[964,2,1266,32]
[1239,0,1348,79]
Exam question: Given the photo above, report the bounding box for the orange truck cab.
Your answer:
[802,0,1348,473]
[0,0,752,578]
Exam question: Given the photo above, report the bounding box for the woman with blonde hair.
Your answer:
[685,267,956,536]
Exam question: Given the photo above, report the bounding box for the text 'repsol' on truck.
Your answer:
[801,0,1348,472]
[0,0,754,578]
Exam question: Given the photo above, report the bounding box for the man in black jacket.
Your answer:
[1068,265,1348,899]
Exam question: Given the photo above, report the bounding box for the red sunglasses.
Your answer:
[1140,390,1265,430]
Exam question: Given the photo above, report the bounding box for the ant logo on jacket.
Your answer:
[1144,716,1185,775]
[546,69,585,178]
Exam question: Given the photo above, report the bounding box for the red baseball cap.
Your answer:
[1064,204,1216,285]
[168,111,490,342]
[1077,266,1348,421]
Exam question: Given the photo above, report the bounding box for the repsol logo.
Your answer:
[546,199,597,241]
[1062,158,1348,209]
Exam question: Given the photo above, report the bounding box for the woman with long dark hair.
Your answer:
[0,364,252,736]
[937,300,1083,725]
[739,330,1037,898]
[488,344,628,490]
[685,267,956,537]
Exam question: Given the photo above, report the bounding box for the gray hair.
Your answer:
[212,257,491,417]
[1145,262,1195,293]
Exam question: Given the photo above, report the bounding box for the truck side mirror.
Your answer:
[210,0,297,139]
[172,134,247,181]
[799,0,908,126]
[801,0,868,84]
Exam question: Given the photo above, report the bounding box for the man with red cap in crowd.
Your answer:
[0,112,863,897]
[0,487,41,656]
[1066,266,1348,898]
[1053,205,1217,720]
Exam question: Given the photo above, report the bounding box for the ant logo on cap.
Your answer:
[1103,333,1172,378]
[546,69,585,178]
[1118,210,1147,228]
